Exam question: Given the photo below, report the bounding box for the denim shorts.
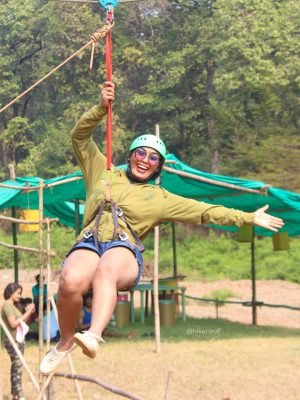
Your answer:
[66,235,143,288]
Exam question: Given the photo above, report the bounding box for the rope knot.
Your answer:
[90,22,115,70]
[91,22,114,43]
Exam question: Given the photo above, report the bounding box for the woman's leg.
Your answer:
[89,247,138,337]
[56,249,100,351]
[5,340,24,399]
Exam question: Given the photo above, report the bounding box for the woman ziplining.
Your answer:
[0,0,284,378]
[39,80,284,374]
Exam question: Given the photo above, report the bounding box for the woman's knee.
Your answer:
[59,251,99,294]
[59,268,87,294]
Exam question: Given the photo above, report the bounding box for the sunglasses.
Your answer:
[134,147,161,166]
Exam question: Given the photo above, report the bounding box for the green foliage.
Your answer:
[1,224,300,284]
[116,315,300,342]
[0,117,32,174]
[144,226,300,283]
[0,0,299,185]
[0,224,75,271]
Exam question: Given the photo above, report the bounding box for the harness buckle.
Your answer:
[118,232,128,241]
[116,206,123,217]
[83,229,93,239]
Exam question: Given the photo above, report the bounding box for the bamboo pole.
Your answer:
[8,165,19,283]
[38,180,44,387]
[154,124,161,353]
[0,317,40,393]
[53,373,143,400]
[164,370,173,400]
[0,241,56,256]
[45,219,51,352]
[50,297,84,400]
[0,215,58,224]
[11,207,19,283]
[0,176,83,191]
[45,219,52,400]
[162,165,270,195]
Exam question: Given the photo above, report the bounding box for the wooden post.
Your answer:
[74,200,81,237]
[45,219,51,351]
[38,179,44,386]
[154,124,161,353]
[8,164,19,283]
[50,297,84,400]
[171,222,177,278]
[11,206,19,283]
[251,228,257,326]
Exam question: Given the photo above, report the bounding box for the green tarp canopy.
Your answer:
[0,154,299,237]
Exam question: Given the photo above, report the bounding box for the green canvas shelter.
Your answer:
[0,154,299,237]
[1,154,299,325]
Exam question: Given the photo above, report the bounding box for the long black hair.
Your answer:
[3,282,23,300]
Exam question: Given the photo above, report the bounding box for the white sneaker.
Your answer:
[73,331,105,359]
[40,344,76,375]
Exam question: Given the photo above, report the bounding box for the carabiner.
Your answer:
[119,232,128,241]
[116,206,124,217]
[83,229,94,239]
[106,4,114,24]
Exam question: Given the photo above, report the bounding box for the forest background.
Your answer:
[0,0,299,281]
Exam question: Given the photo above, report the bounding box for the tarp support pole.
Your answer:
[154,123,161,353]
[171,222,177,278]
[74,200,81,237]
[251,227,257,326]
[12,206,19,283]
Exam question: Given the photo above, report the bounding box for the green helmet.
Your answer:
[129,134,167,159]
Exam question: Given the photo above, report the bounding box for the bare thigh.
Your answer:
[95,247,139,290]
[59,249,100,294]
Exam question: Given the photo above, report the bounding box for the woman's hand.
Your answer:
[253,205,284,232]
[25,303,35,314]
[101,81,115,109]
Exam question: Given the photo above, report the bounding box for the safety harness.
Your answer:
[79,182,144,253]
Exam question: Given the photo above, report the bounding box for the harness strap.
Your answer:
[81,200,144,252]
[115,206,145,252]
[110,200,126,241]
[92,199,107,249]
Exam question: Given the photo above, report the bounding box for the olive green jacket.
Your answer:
[71,104,254,244]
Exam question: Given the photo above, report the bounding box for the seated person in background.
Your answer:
[77,291,135,339]
[32,274,47,314]
[77,292,92,331]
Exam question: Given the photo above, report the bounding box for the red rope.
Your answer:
[105,10,113,170]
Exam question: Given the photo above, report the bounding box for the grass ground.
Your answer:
[1,317,300,400]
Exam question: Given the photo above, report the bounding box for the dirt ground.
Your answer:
[184,279,300,329]
[0,269,300,328]
[1,269,300,329]
[1,337,300,400]
[1,269,300,400]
